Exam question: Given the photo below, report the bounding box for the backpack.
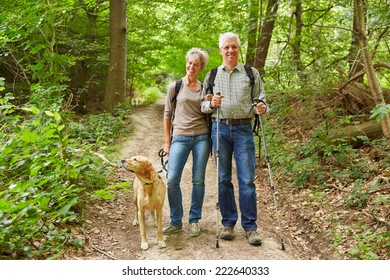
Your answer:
[206,65,260,134]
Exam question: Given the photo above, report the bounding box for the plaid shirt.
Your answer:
[201,63,266,119]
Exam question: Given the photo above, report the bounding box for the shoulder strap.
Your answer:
[171,79,183,103]
[244,64,255,89]
[206,67,218,95]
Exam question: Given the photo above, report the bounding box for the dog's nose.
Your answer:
[121,159,125,163]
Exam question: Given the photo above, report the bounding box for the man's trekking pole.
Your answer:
[259,116,285,251]
[254,99,285,251]
[215,92,221,248]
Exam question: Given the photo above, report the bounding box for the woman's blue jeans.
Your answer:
[167,133,210,228]
[212,122,258,231]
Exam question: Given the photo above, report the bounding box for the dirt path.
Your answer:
[68,99,303,260]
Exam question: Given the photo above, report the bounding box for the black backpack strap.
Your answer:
[244,64,255,90]
[169,79,183,142]
[206,67,218,95]
[244,65,260,137]
[172,79,182,103]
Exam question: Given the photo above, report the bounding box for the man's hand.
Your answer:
[211,93,223,108]
[253,99,266,115]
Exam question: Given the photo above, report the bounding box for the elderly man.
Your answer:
[201,32,267,246]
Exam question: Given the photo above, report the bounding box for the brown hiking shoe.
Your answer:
[220,226,234,240]
[246,230,262,246]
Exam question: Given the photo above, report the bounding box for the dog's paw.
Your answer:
[158,241,166,249]
[141,242,149,250]
[132,220,139,226]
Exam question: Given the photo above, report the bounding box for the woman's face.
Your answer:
[186,56,202,77]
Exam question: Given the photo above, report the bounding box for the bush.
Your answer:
[0,94,109,259]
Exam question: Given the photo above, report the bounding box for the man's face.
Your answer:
[219,38,240,65]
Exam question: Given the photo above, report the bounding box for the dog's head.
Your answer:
[121,156,157,180]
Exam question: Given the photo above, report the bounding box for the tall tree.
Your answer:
[348,1,365,81]
[292,0,303,73]
[104,0,127,113]
[354,0,390,145]
[246,0,261,66]
[254,0,279,76]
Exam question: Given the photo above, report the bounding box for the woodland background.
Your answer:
[0,0,389,260]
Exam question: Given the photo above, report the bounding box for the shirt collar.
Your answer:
[221,63,243,72]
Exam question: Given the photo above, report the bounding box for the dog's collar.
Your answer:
[139,174,161,185]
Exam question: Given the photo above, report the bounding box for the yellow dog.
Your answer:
[121,156,166,250]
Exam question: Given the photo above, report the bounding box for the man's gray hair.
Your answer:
[219,32,241,48]
[186,48,209,70]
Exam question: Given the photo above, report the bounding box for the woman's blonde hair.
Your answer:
[186,48,209,70]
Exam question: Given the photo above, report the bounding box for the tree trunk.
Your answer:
[246,0,260,66]
[104,0,127,114]
[292,0,303,73]
[354,0,390,145]
[326,120,383,148]
[254,0,279,76]
[348,3,365,81]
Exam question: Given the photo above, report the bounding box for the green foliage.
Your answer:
[370,102,390,122]
[347,230,386,260]
[0,93,112,259]
[92,182,130,200]
[67,112,128,146]
[134,87,163,105]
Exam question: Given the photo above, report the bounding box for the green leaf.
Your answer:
[26,207,38,218]
[21,130,38,143]
[30,44,45,55]
[370,102,390,122]
[22,106,40,115]
[59,197,78,216]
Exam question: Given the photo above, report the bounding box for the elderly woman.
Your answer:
[163,48,210,237]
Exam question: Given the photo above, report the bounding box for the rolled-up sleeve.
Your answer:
[200,72,214,113]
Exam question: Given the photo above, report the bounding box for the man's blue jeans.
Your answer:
[167,133,210,228]
[212,122,258,231]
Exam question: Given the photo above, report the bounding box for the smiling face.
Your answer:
[185,56,202,79]
[219,37,240,67]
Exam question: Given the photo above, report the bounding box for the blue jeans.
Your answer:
[212,122,258,231]
[167,133,210,228]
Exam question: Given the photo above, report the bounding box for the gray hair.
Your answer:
[186,48,209,70]
[219,32,241,48]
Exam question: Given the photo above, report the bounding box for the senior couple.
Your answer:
[162,32,267,246]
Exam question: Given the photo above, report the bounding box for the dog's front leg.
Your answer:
[138,209,149,250]
[132,195,139,226]
[156,209,166,248]
[151,210,157,227]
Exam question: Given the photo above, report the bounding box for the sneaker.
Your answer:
[246,230,262,246]
[162,224,182,235]
[220,226,234,240]
[189,222,200,237]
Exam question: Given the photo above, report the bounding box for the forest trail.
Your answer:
[68,99,305,260]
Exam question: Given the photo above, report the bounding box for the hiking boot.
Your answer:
[162,224,182,235]
[189,222,200,237]
[220,226,234,240]
[246,230,262,246]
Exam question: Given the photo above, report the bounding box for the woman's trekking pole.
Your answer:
[215,92,221,248]
[258,115,285,251]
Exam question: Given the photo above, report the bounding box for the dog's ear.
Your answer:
[142,161,156,180]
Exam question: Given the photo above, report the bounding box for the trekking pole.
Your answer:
[253,99,285,251]
[215,92,221,248]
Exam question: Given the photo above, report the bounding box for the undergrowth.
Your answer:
[258,92,390,260]
[0,90,137,259]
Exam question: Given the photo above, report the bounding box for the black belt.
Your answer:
[212,118,252,125]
